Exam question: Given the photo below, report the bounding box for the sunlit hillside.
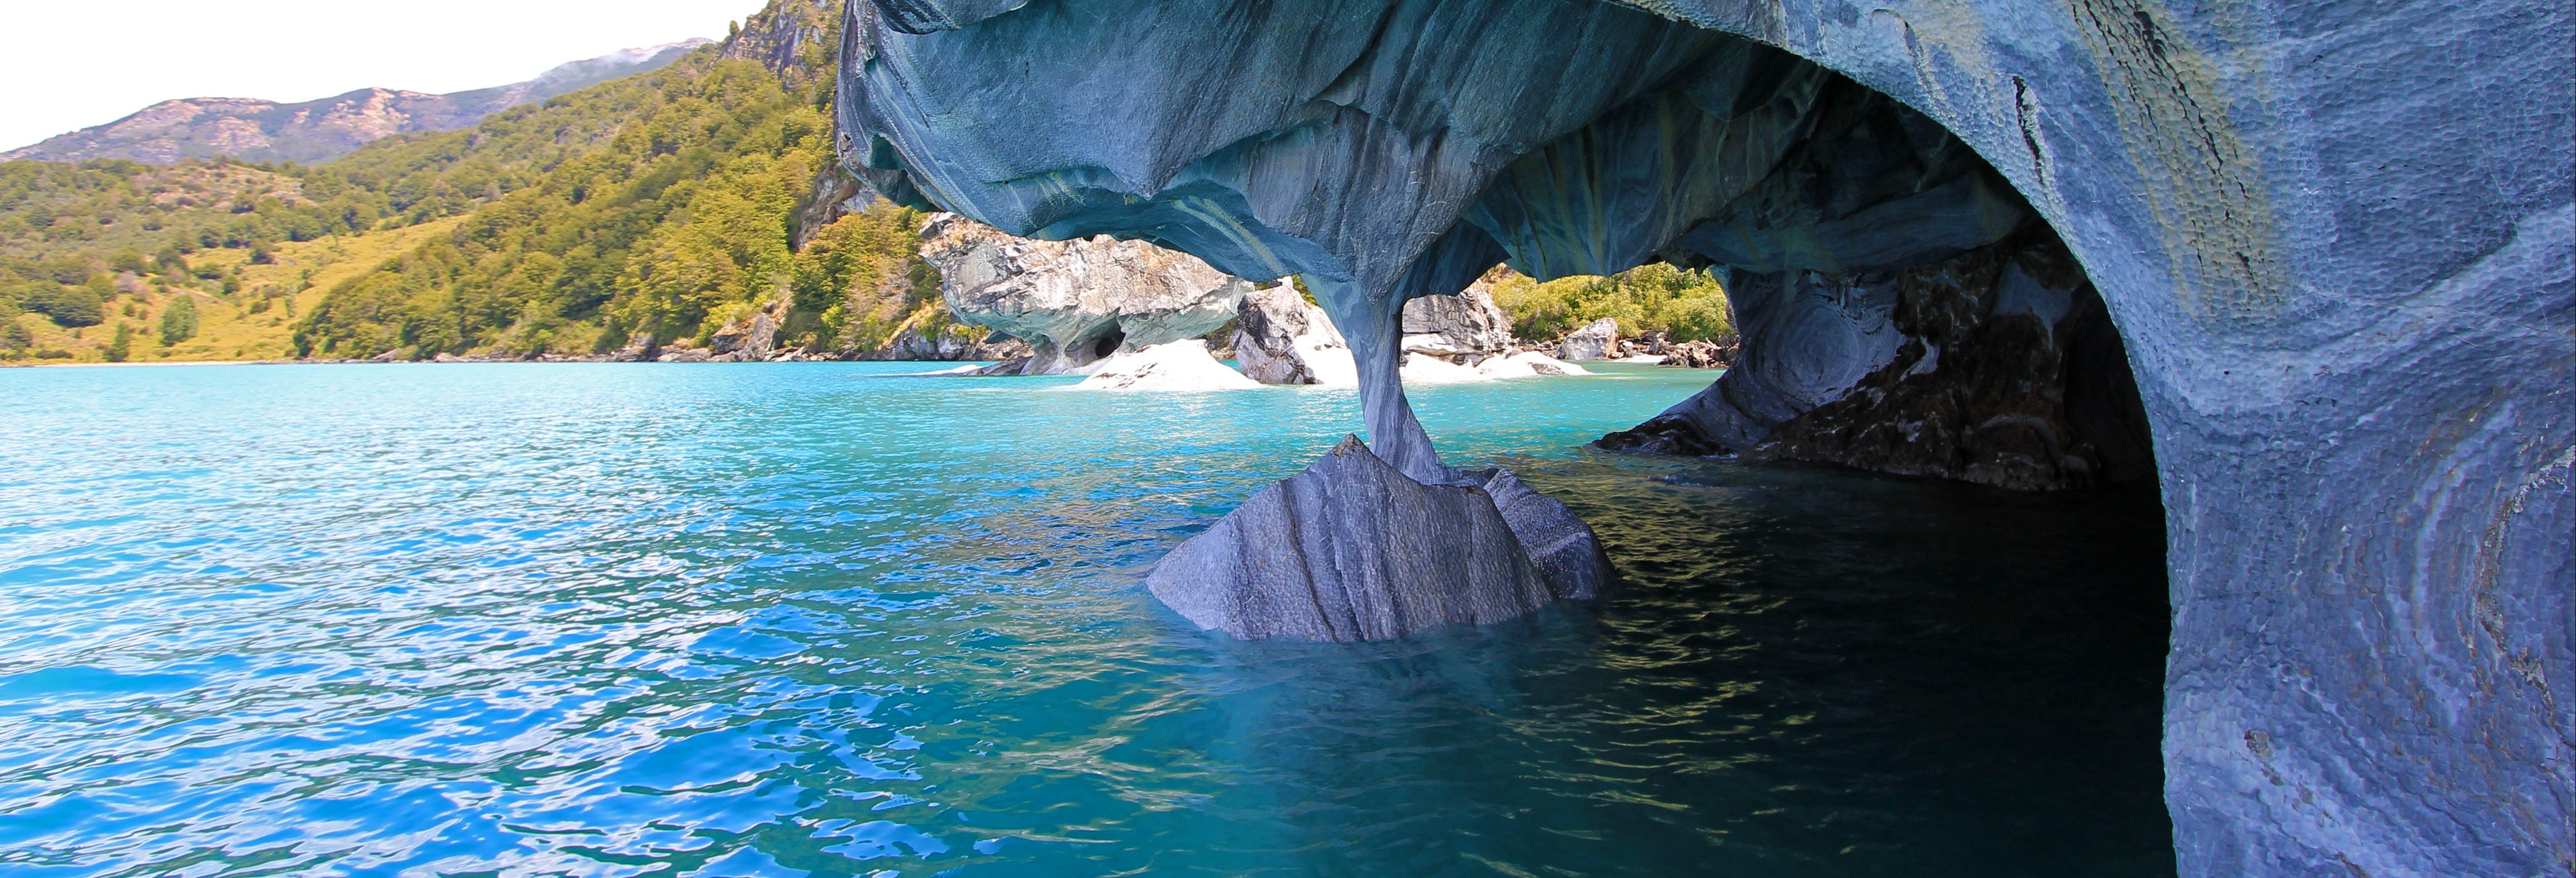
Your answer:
[0,0,851,365]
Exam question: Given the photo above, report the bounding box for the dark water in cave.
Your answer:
[0,361,2171,876]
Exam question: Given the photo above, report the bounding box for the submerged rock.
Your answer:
[1230,286,1358,386]
[919,214,1252,374]
[1556,318,1619,361]
[1147,436,1608,641]
[1073,340,1260,391]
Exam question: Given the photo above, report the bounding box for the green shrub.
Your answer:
[24,286,103,327]
[800,203,940,351]
[106,323,132,361]
[1488,262,1735,342]
[159,294,198,345]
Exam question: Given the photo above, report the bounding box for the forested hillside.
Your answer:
[0,0,1727,366]
[0,0,955,363]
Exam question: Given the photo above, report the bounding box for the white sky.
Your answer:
[0,1,757,152]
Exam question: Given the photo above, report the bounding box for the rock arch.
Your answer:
[834,1,2574,874]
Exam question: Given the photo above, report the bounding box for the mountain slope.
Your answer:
[291,0,926,360]
[0,0,923,365]
[1,40,713,165]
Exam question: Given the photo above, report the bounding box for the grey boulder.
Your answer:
[1148,436,1610,641]
[1230,286,1358,385]
[1556,318,1619,361]
[1401,278,1514,360]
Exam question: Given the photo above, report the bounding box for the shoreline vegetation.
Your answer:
[2,0,1733,369]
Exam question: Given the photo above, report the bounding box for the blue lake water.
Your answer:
[0,362,2173,877]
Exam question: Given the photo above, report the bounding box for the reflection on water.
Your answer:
[0,362,2171,876]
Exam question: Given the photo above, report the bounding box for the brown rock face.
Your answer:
[1743,230,2153,490]
[1661,339,1734,369]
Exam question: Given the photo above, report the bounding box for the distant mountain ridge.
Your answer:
[0,39,715,165]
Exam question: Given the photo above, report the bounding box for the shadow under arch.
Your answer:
[836,1,2575,875]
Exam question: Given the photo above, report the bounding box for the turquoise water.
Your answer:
[0,362,2172,877]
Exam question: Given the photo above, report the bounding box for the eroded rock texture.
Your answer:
[1628,227,2156,490]
[1147,436,1606,641]
[916,214,1254,374]
[1401,280,1514,361]
[1231,286,1358,386]
[837,2,2573,874]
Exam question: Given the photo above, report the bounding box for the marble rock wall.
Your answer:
[835,2,2574,874]
[916,213,1253,374]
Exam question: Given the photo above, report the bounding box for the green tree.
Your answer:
[25,286,103,326]
[105,323,131,361]
[160,294,199,344]
[296,54,847,358]
[0,317,32,351]
[795,203,942,350]
[1489,262,1735,342]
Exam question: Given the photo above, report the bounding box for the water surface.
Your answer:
[0,362,2171,877]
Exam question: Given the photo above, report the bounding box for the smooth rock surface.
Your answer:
[1145,436,1550,641]
[1073,340,1259,391]
[1460,466,1613,601]
[1555,318,1619,362]
[1146,436,1603,642]
[839,2,2574,873]
[918,214,1253,374]
[1229,286,1358,386]
[1400,282,1514,359]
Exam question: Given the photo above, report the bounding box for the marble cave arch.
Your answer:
[831,1,2572,875]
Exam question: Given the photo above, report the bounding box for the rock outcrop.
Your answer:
[1660,340,1732,369]
[856,325,1030,362]
[1555,318,1618,361]
[1230,286,1358,385]
[1147,436,1607,641]
[838,3,2572,874]
[708,303,784,361]
[918,214,1254,374]
[1400,281,1513,361]
[1074,340,1260,391]
[1613,228,2152,493]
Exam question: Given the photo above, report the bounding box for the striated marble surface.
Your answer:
[1145,436,1607,642]
[836,2,2573,873]
[1229,286,1358,386]
[917,214,1253,374]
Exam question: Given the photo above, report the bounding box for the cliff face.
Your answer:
[723,0,842,87]
[834,1,2572,875]
[2,41,710,164]
[916,214,1250,374]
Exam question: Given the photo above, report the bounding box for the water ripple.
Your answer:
[0,362,2170,877]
